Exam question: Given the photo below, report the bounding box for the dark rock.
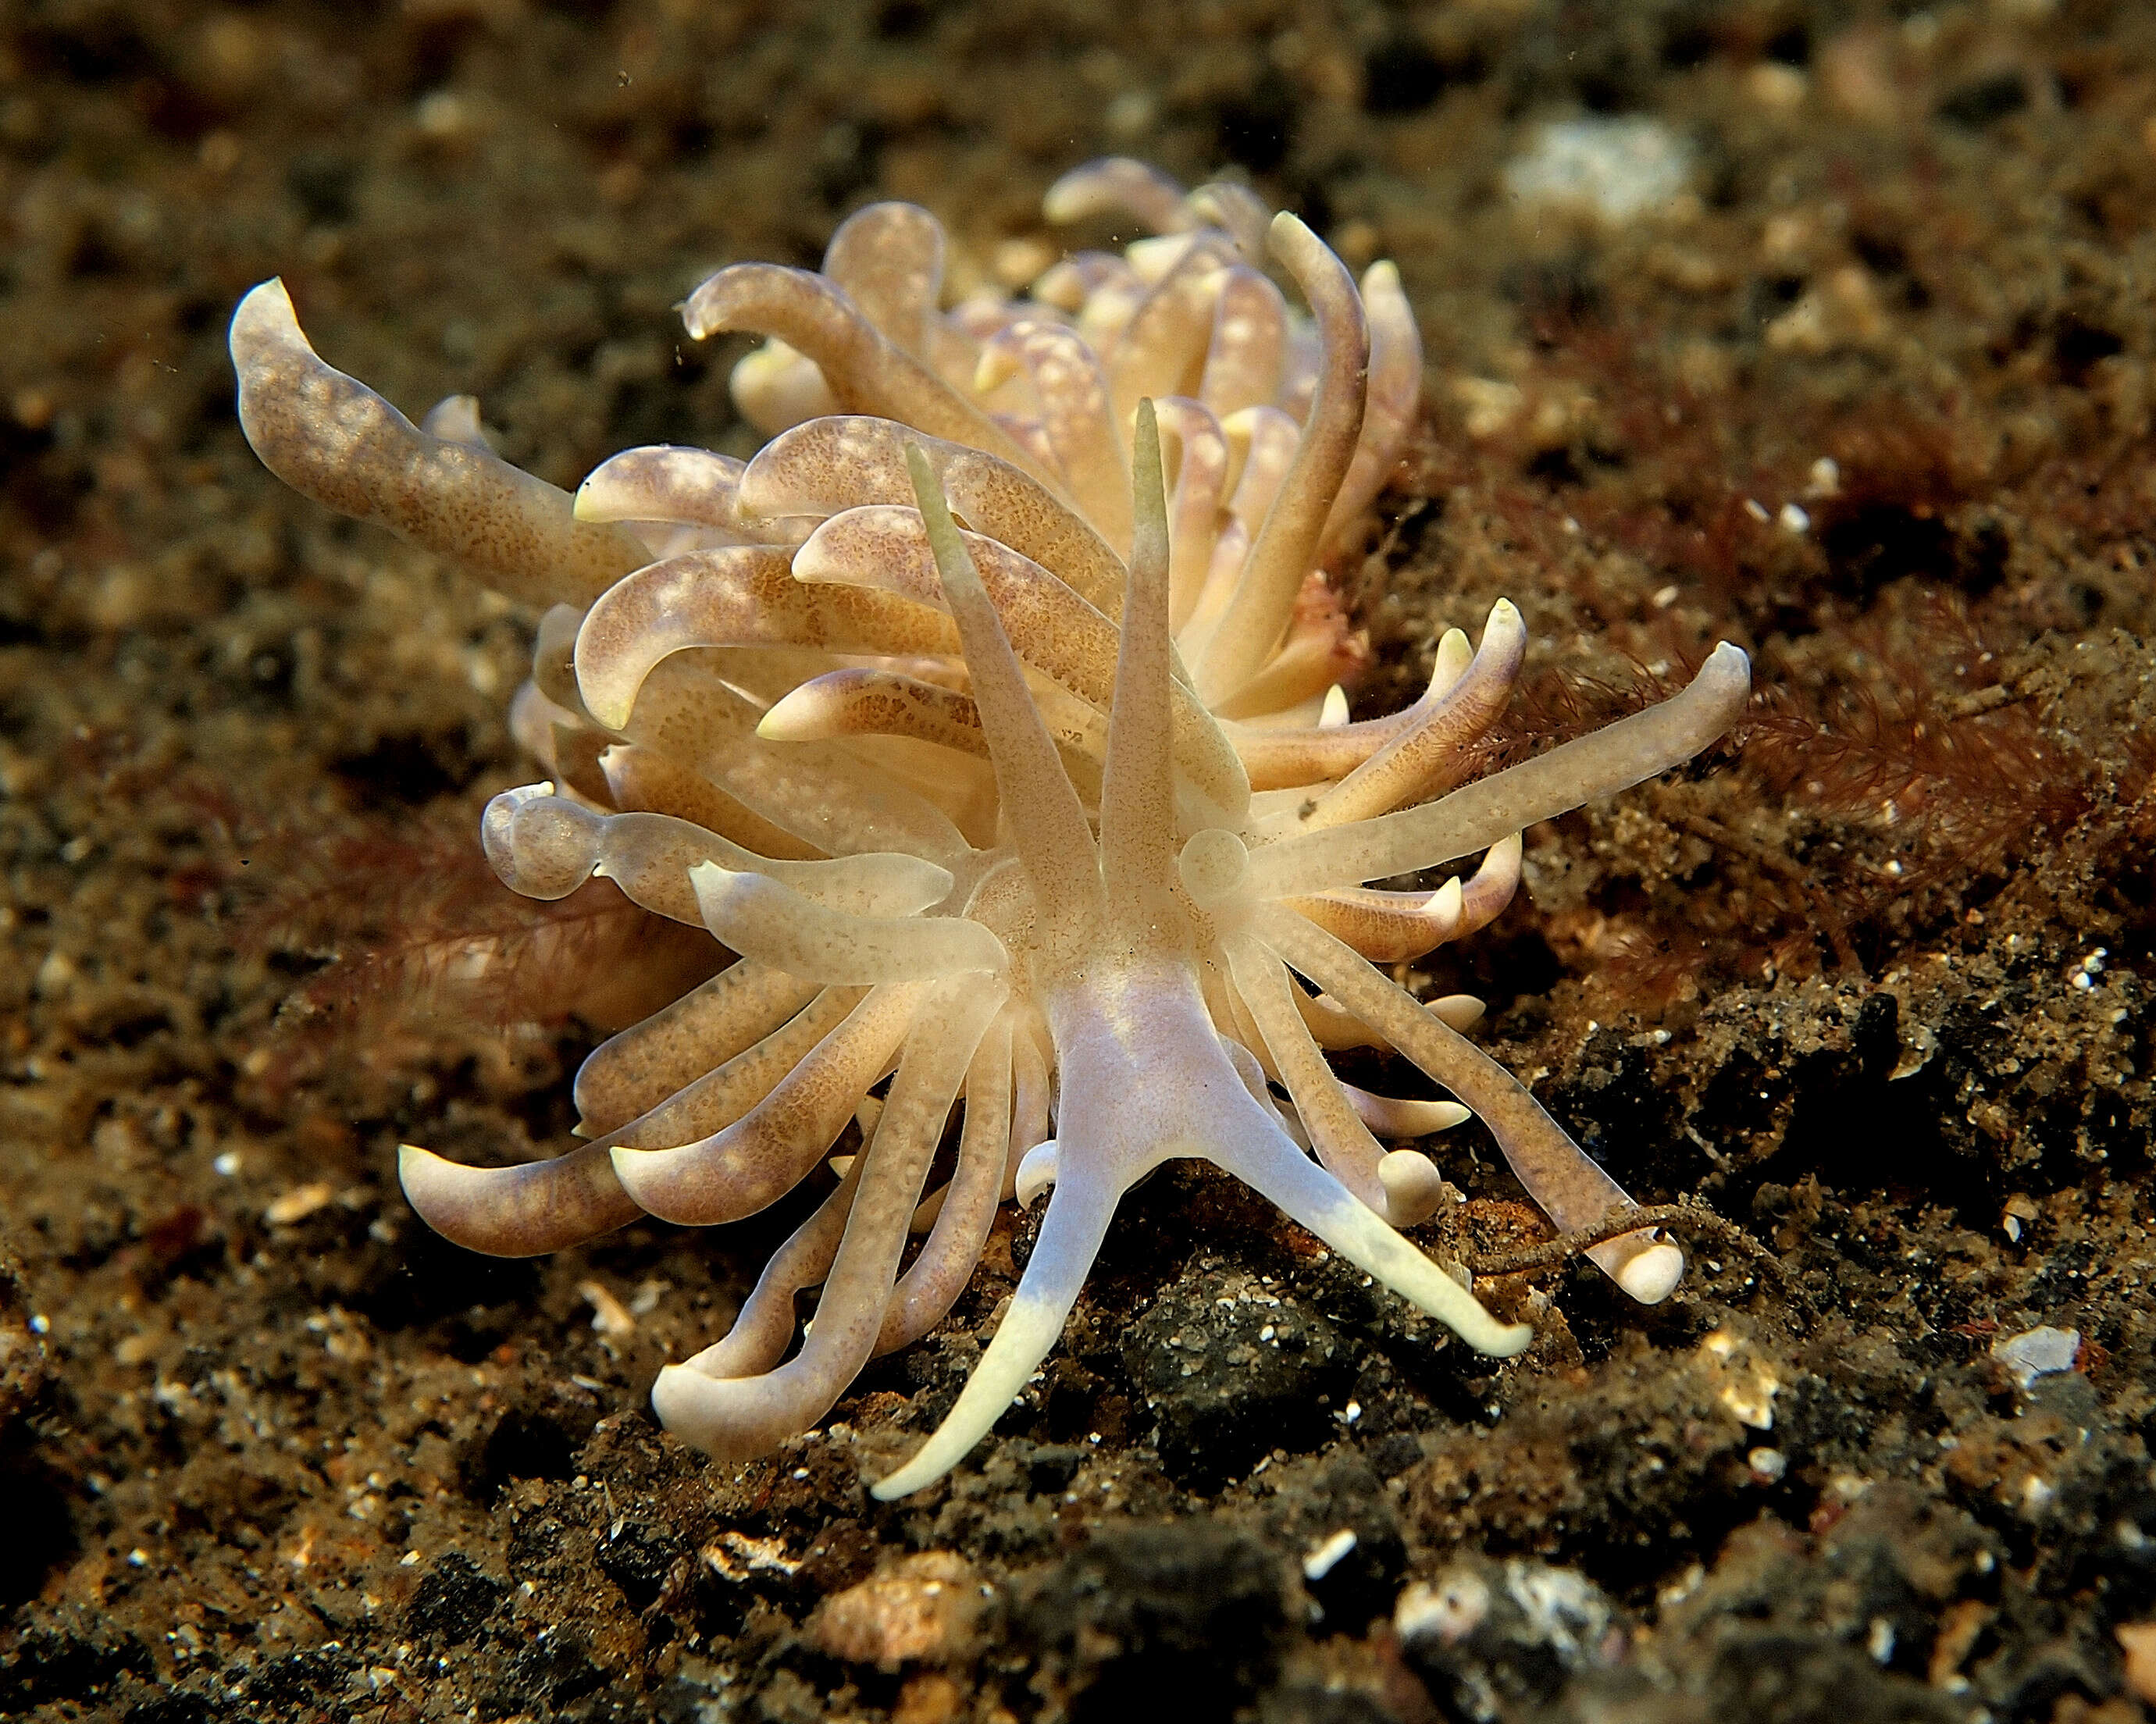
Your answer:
[404,1551,504,1644]
[1708,1633,1962,1723]
[123,1693,219,1724]
[1123,1270,1354,1489]
[343,1215,542,1357]
[0,1618,155,1712]
[1362,38,1449,116]
[237,1646,359,1714]
[0,1457,75,1611]
[1367,1431,1424,1480]
[1021,1441,1084,1496]
[484,1628,609,1712]
[0,1238,52,1440]
[1269,1453,1405,1632]
[1938,73,2029,128]
[1011,1521,1285,1724]
[460,1391,600,1500]
[1258,1686,1399,1724]
[1851,991,1901,1078]
[597,1519,687,1612]
[1214,69,1295,174]
[0,1244,65,1610]
[1654,1492,1998,1714]
[736,1665,832,1724]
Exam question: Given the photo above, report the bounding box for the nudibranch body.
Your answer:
[230,159,1748,1495]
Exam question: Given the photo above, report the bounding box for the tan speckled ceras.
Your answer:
[228,159,1750,1495]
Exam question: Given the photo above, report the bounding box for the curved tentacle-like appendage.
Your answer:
[1255,905,1685,1304]
[656,978,1007,1461]
[688,262,1059,490]
[573,546,960,732]
[480,782,954,924]
[397,1138,640,1259]
[237,158,1754,1504]
[573,960,822,1135]
[230,282,647,608]
[876,1015,1016,1354]
[1249,645,1755,900]
[1194,216,1370,706]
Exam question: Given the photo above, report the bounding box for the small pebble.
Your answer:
[810,1552,979,1674]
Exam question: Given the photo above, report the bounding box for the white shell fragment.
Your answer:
[1991,1324,2082,1391]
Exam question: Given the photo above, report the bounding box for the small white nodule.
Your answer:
[1177,827,1249,909]
[1015,1140,1060,1208]
[1376,1149,1445,1227]
[1302,1527,1359,1581]
[1616,1240,1685,1305]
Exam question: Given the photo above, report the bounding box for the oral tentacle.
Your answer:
[608,987,868,1152]
[870,1150,1122,1500]
[819,200,946,356]
[1226,628,1472,790]
[1004,1028,1053,1200]
[484,785,954,925]
[1458,833,1526,931]
[689,862,1008,985]
[1199,265,1289,420]
[572,545,959,732]
[1220,406,1303,541]
[573,964,823,1136]
[976,319,1131,548]
[907,443,1103,947]
[1320,259,1425,558]
[573,445,759,541]
[1304,599,1527,829]
[623,657,969,865]
[684,262,1057,488]
[1150,397,1229,632]
[598,743,824,864]
[756,668,1111,808]
[1283,877,1466,964]
[1107,246,1231,438]
[681,1155,862,1381]
[739,418,1128,614]
[1042,156,1197,234]
[1224,937,1399,1222]
[1195,214,1370,703]
[1344,1086,1471,1138]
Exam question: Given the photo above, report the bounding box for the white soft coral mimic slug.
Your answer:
[229,159,1751,1497]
